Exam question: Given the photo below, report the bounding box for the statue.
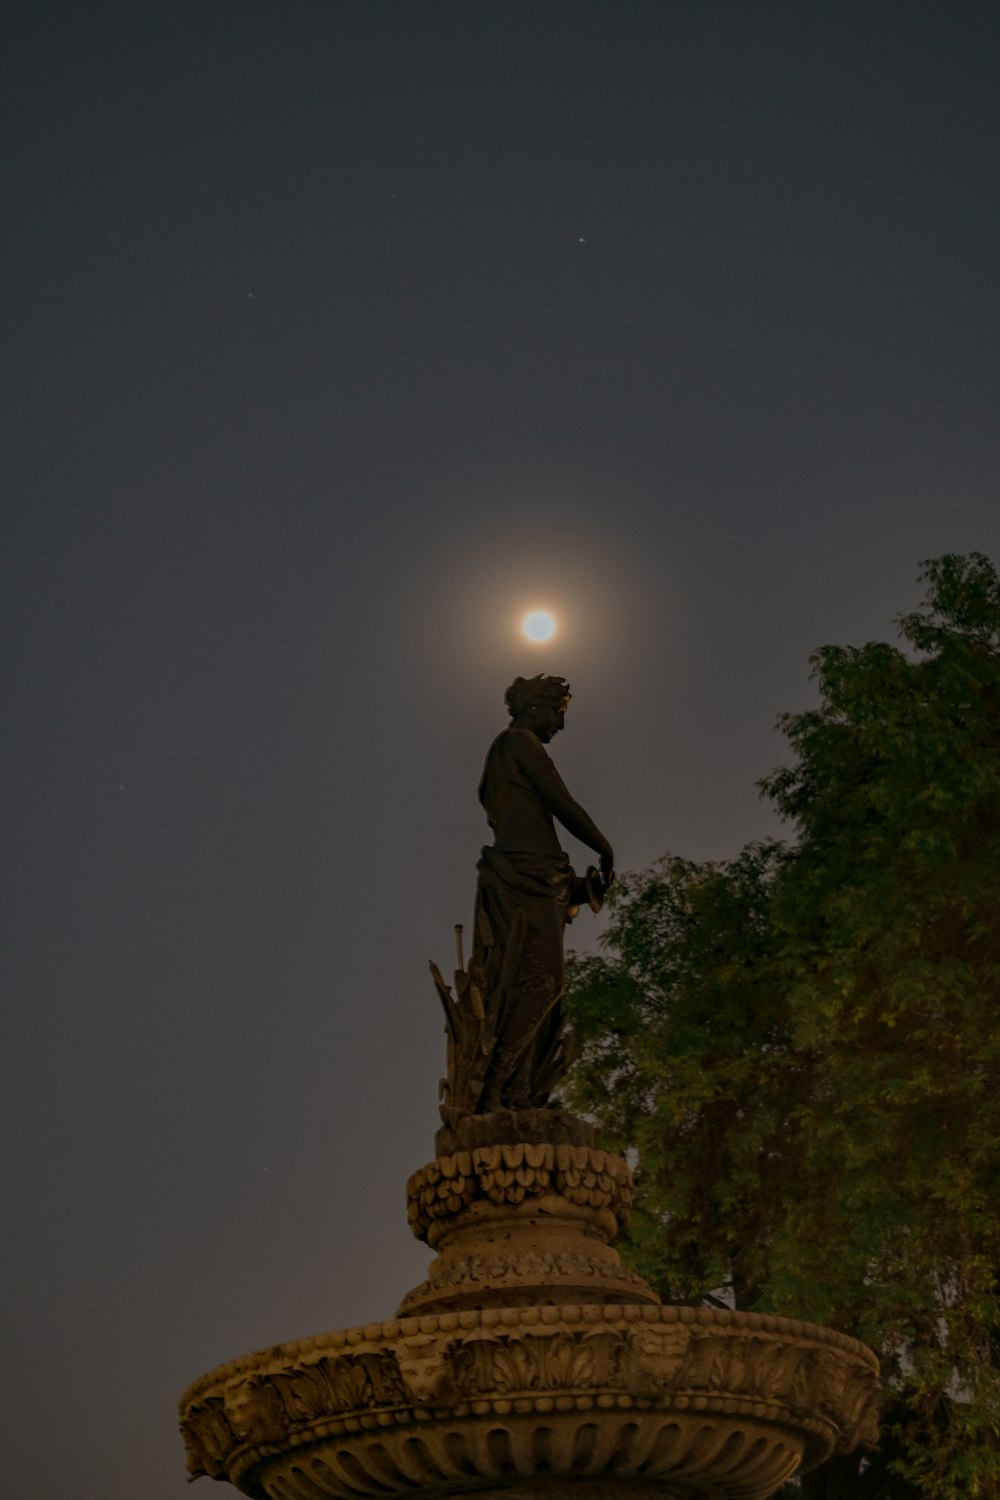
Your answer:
[432,675,614,1125]
[181,687,880,1500]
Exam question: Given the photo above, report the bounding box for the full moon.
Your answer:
[522,609,557,643]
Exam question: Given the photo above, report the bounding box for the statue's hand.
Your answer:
[600,848,615,888]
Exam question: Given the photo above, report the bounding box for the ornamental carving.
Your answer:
[621,1322,692,1392]
[406,1141,634,1242]
[180,1395,233,1479]
[394,1332,459,1405]
[399,1246,652,1311]
[268,1351,406,1423]
[180,1304,880,1498]
[397,1140,656,1318]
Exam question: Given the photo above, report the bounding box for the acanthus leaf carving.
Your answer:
[837,1366,881,1451]
[357,1349,408,1406]
[182,1395,235,1479]
[270,1354,371,1421]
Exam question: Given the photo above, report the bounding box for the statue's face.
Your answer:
[531,699,566,742]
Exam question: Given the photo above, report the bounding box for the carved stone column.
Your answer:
[180,1111,879,1498]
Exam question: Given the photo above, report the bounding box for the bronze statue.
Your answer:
[432,675,614,1124]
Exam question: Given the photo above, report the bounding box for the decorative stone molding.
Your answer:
[406,1143,634,1245]
[398,1246,656,1318]
[179,1303,880,1499]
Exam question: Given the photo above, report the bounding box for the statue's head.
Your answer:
[505,675,571,742]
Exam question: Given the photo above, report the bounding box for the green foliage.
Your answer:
[566,555,1000,1497]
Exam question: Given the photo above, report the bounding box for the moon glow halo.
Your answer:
[522,609,557,643]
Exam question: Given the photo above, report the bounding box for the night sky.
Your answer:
[3,3,999,1494]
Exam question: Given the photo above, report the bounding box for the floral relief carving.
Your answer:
[361,1349,409,1405]
[268,1352,401,1421]
[836,1364,881,1451]
[789,1344,824,1411]
[179,1306,879,1497]
[452,1329,626,1395]
[534,1331,612,1390]
[452,1326,713,1400]
[672,1332,811,1408]
[819,1351,856,1416]
[181,1396,234,1479]
[744,1338,812,1403]
[404,1247,648,1305]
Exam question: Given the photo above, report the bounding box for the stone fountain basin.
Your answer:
[180,1301,879,1500]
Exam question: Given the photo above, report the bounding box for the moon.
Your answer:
[522,609,557,643]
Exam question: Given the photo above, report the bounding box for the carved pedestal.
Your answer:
[180,1115,878,1498]
[399,1132,657,1316]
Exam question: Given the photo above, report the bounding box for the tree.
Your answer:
[565,554,1000,1497]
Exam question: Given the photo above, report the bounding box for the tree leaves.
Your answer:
[566,555,1000,1497]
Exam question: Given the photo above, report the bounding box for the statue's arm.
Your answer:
[515,735,614,870]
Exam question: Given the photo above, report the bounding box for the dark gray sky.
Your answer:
[2,2,998,1494]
